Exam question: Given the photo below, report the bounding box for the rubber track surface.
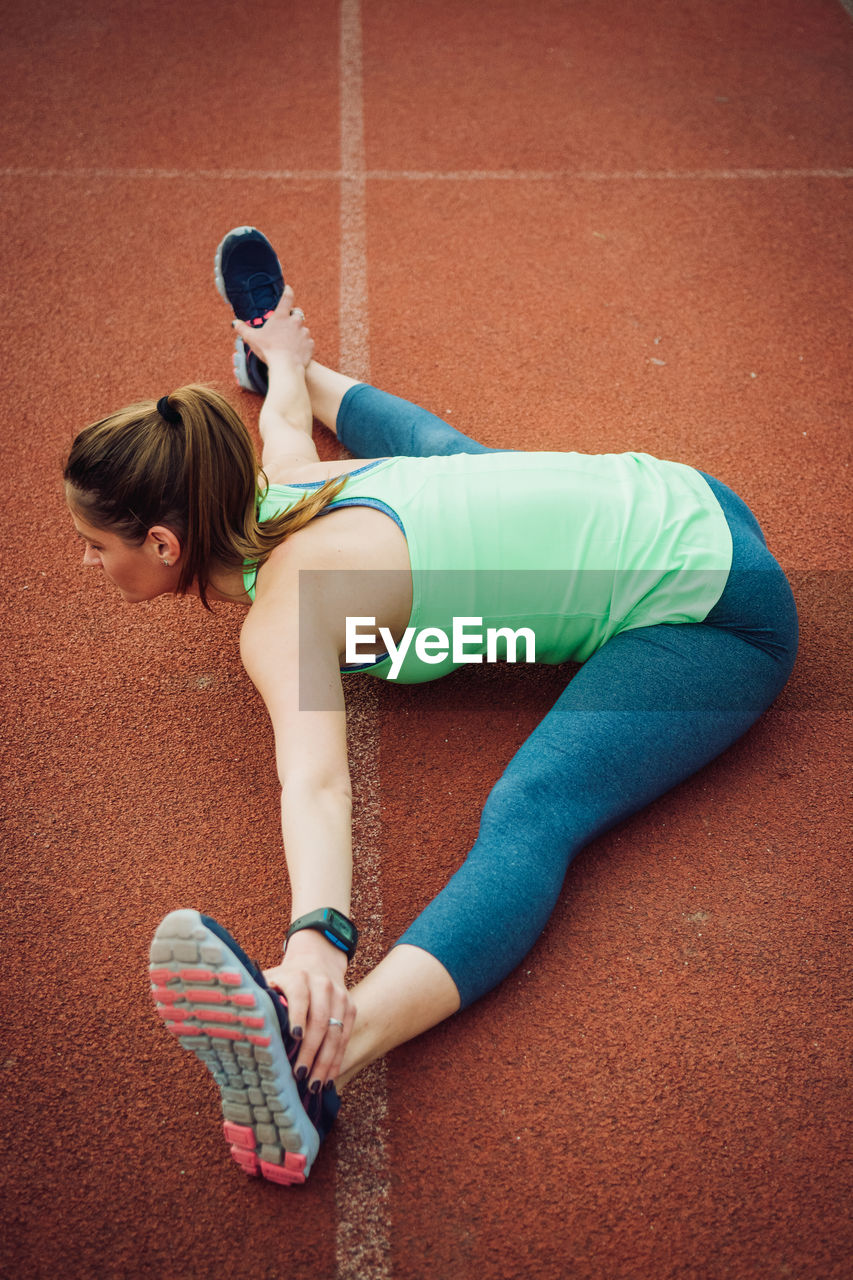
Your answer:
[1,1,851,1278]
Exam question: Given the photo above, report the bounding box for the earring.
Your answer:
[163,560,171,567]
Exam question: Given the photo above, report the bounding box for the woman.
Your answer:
[64,227,798,1186]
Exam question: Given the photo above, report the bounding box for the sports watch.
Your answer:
[285,908,359,962]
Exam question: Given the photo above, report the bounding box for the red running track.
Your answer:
[1,1,851,1277]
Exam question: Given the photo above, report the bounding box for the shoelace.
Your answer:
[241,263,281,318]
[248,309,275,328]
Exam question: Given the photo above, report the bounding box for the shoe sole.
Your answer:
[213,226,274,393]
[149,908,319,1185]
[212,224,258,310]
[231,335,263,393]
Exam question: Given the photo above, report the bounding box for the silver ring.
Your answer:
[328,1017,344,1030]
[290,307,305,322]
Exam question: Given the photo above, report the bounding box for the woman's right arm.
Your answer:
[240,559,357,1091]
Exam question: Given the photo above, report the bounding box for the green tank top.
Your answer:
[246,452,732,683]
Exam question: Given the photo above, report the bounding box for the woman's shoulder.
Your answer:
[256,494,410,579]
[242,505,412,662]
[262,456,384,487]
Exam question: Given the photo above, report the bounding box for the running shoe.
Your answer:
[213,226,285,394]
[149,908,340,1185]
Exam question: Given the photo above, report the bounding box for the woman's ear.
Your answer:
[147,525,183,567]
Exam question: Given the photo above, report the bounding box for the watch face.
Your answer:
[325,909,356,945]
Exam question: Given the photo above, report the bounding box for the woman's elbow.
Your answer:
[279,770,353,811]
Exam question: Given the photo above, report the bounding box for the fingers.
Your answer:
[275,284,295,315]
[291,972,330,1078]
[293,975,356,1092]
[262,956,355,1091]
[232,287,311,363]
[273,966,309,1043]
[231,315,264,358]
[303,993,357,1091]
[232,308,305,340]
[267,284,305,322]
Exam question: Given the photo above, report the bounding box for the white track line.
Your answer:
[339,0,371,383]
[1,167,851,181]
[335,4,391,1280]
[0,167,342,180]
[367,167,853,181]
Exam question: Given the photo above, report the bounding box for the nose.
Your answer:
[83,544,101,567]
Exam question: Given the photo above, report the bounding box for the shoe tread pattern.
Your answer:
[150,909,319,1185]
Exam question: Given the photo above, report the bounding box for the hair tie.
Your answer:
[157,395,182,425]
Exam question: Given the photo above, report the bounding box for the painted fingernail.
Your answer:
[324,1080,337,1092]
[309,1080,321,1095]
[295,1066,308,1082]
[291,1025,303,1039]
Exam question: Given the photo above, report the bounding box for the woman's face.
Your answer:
[68,502,182,604]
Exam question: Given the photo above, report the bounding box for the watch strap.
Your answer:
[285,908,358,961]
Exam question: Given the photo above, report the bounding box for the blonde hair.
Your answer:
[64,385,344,608]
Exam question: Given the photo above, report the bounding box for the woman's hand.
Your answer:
[233,286,315,369]
[263,928,356,1092]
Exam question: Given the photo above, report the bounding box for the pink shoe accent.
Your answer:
[158,1005,190,1020]
[259,1153,307,1186]
[222,1121,256,1150]
[230,993,256,1007]
[179,967,215,982]
[151,986,180,1004]
[168,1023,202,1036]
[207,1026,243,1041]
[247,1034,271,1047]
[149,968,174,985]
[217,972,242,987]
[223,1122,261,1176]
[239,1016,265,1029]
[183,988,226,1004]
[198,1009,238,1024]
[232,1149,260,1176]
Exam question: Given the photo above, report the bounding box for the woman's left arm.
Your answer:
[240,571,357,1090]
[233,287,319,471]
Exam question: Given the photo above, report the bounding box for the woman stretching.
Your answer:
[64,227,798,1186]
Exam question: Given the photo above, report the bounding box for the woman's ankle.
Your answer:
[334,944,461,1089]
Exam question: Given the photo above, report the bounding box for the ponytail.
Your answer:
[64,385,344,609]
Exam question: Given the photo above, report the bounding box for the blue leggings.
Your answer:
[337,386,799,1008]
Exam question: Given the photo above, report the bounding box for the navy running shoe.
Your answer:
[213,226,285,395]
[149,908,340,1186]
